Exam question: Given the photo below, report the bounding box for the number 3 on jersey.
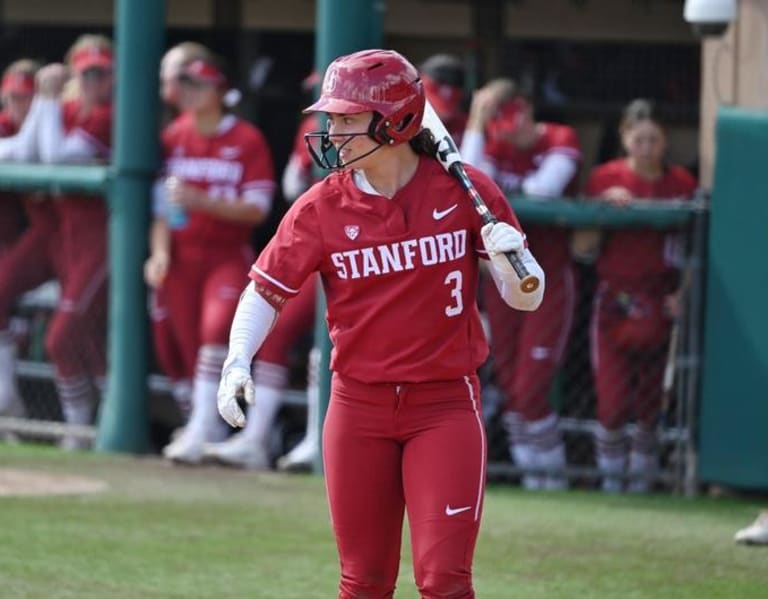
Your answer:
[444,270,463,317]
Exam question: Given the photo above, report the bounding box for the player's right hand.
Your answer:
[36,63,69,98]
[217,364,255,428]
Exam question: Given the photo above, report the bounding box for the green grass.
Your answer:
[0,443,766,598]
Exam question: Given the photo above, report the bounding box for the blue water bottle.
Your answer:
[165,176,188,230]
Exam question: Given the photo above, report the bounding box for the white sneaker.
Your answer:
[163,429,206,464]
[0,393,26,418]
[277,436,319,472]
[601,477,624,494]
[59,435,92,452]
[203,433,269,470]
[734,512,768,545]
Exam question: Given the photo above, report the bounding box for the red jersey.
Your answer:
[62,99,112,158]
[56,99,112,222]
[585,158,697,283]
[485,122,580,269]
[250,156,524,384]
[162,114,275,249]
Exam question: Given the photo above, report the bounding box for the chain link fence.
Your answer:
[483,196,707,494]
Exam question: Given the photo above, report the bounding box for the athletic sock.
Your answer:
[55,375,93,425]
[186,345,228,441]
[527,413,568,490]
[628,426,658,493]
[595,424,628,493]
[240,360,287,446]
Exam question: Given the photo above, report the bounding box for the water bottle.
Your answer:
[165,176,188,230]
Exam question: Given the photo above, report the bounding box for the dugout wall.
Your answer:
[697,107,768,490]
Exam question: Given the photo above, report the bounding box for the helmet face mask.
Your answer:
[303,49,425,170]
[304,112,388,170]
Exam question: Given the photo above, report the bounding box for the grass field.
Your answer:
[1,443,766,598]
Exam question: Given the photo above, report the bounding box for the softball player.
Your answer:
[419,53,468,145]
[29,35,115,449]
[0,58,53,419]
[460,78,580,490]
[149,42,215,421]
[275,56,470,473]
[144,56,276,464]
[217,49,544,598]
[585,99,696,493]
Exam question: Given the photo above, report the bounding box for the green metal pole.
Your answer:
[96,0,164,452]
[313,0,384,473]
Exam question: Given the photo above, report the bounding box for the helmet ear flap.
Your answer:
[369,110,420,146]
[368,112,393,145]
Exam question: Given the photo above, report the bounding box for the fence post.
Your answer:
[96,0,164,452]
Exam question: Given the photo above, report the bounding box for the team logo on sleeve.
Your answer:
[344,225,360,240]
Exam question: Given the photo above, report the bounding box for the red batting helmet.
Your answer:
[304,49,425,145]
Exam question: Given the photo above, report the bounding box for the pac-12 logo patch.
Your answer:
[344,225,360,240]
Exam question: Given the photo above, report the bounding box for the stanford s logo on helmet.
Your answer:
[303,49,426,169]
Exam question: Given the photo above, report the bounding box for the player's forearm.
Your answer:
[281,154,312,202]
[148,219,171,258]
[488,248,545,311]
[36,98,101,164]
[521,153,578,199]
[224,282,278,370]
[0,97,43,162]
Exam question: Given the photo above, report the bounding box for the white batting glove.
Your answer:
[217,362,255,428]
[481,221,524,277]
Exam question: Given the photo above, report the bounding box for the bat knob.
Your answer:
[520,276,540,294]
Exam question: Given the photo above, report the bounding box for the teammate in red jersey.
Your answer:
[461,78,580,490]
[149,42,214,422]
[217,49,544,599]
[0,58,50,419]
[144,55,276,464]
[585,99,696,493]
[420,53,468,146]
[30,35,115,449]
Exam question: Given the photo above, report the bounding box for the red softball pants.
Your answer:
[323,373,486,599]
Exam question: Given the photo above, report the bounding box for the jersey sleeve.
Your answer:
[249,193,323,309]
[545,124,581,161]
[464,164,526,259]
[239,126,276,214]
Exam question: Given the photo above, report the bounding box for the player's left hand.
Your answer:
[217,364,255,428]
